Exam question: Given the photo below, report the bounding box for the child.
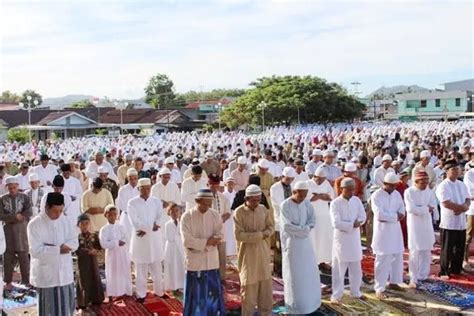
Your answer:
[99,205,133,303]
[76,214,105,311]
[163,203,185,292]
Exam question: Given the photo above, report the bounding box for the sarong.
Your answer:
[37,283,75,316]
[183,269,225,316]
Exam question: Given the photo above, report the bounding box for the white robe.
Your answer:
[270,181,292,232]
[151,181,182,229]
[40,192,78,229]
[32,164,58,187]
[180,177,207,211]
[223,190,237,256]
[163,220,185,291]
[280,198,321,314]
[117,184,139,244]
[85,161,117,185]
[99,223,133,296]
[306,179,335,263]
[63,176,83,217]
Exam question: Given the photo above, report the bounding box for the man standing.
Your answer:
[17,162,30,192]
[25,173,47,216]
[33,154,58,188]
[85,151,117,185]
[27,192,78,315]
[181,166,207,211]
[464,166,474,271]
[280,181,321,314]
[61,163,83,221]
[412,150,436,189]
[151,168,182,208]
[293,160,309,182]
[117,168,139,243]
[320,151,342,186]
[117,154,134,186]
[0,176,33,289]
[180,188,225,316]
[373,155,395,188]
[81,177,114,232]
[98,166,119,201]
[371,172,405,299]
[164,157,183,188]
[234,185,274,316]
[201,152,221,176]
[436,160,470,279]
[330,178,366,303]
[230,156,250,193]
[127,178,164,301]
[305,149,323,179]
[405,171,437,287]
[334,162,364,200]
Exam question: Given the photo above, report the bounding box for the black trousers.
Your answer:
[440,229,466,276]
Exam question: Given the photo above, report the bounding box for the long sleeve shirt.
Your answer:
[180,177,207,211]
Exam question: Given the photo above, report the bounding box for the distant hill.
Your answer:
[42,95,151,109]
[368,85,429,99]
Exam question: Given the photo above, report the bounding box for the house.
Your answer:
[31,111,98,139]
[443,79,474,92]
[184,98,234,122]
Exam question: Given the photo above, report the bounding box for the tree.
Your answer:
[221,75,365,129]
[144,74,176,109]
[70,99,95,108]
[0,90,21,103]
[20,90,42,108]
[7,127,30,143]
[178,88,246,103]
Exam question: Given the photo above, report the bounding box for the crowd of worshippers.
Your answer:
[0,123,472,315]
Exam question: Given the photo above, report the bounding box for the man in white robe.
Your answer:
[85,151,117,185]
[17,162,30,192]
[127,178,164,301]
[320,151,341,186]
[305,149,323,178]
[373,155,395,188]
[405,171,437,288]
[181,165,207,211]
[280,181,321,314]
[371,172,405,299]
[230,156,250,192]
[61,164,83,222]
[25,173,48,216]
[152,167,182,208]
[117,168,139,243]
[32,154,58,188]
[330,178,366,303]
[164,157,183,188]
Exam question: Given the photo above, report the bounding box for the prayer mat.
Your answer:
[430,264,474,291]
[322,294,406,315]
[417,279,474,309]
[89,296,151,316]
[3,284,37,312]
[142,293,184,316]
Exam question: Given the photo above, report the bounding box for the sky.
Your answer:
[0,0,473,100]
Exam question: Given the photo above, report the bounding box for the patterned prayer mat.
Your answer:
[321,294,406,315]
[3,284,37,313]
[417,279,474,309]
[142,293,183,316]
[89,296,152,315]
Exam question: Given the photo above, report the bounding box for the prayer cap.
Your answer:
[344,162,357,172]
[126,168,138,177]
[46,192,64,206]
[245,184,262,197]
[341,177,355,188]
[312,149,323,156]
[224,177,236,184]
[5,176,18,185]
[208,173,220,185]
[258,159,270,169]
[323,150,334,157]
[282,167,296,178]
[415,171,429,180]
[53,175,65,187]
[237,157,247,164]
[382,154,393,162]
[383,172,399,184]
[191,158,200,165]
[314,166,327,177]
[164,157,175,164]
[196,188,214,199]
[420,150,431,159]
[98,166,108,174]
[205,152,214,159]
[29,173,39,182]
[137,178,151,187]
[125,153,133,160]
[158,167,171,176]
[293,181,309,191]
[77,213,90,225]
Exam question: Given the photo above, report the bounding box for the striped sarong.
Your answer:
[183,269,225,316]
[37,283,75,316]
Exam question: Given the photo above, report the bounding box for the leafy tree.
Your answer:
[0,90,21,103]
[144,74,176,109]
[20,90,42,108]
[178,88,246,103]
[70,99,95,108]
[221,75,365,129]
[7,127,30,143]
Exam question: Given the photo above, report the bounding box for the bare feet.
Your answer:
[440,275,450,281]
[408,282,417,289]
[376,291,387,299]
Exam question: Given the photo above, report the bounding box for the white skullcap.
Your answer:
[125,153,133,160]
[205,152,214,158]
[224,177,236,184]
[341,177,355,188]
[420,150,431,159]
[391,160,400,166]
[158,167,171,176]
[29,173,39,182]
[382,154,393,162]
[126,168,138,177]
[258,159,270,169]
[293,181,309,190]
[98,166,108,173]
[164,157,175,164]
[282,167,297,178]
[314,166,327,177]
[322,150,333,157]
[137,178,152,187]
[383,172,399,184]
[312,149,323,156]
[237,157,247,164]
[245,184,262,197]
[5,176,18,185]
[350,157,358,163]
[344,162,357,172]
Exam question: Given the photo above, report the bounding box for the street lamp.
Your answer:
[19,96,38,142]
[258,101,267,132]
[114,100,128,134]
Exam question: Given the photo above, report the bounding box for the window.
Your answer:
[406,100,420,108]
[420,100,427,108]
[455,98,461,107]
[435,99,440,107]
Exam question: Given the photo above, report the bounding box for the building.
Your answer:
[443,79,474,92]
[184,97,234,122]
[359,98,398,120]
[397,90,473,120]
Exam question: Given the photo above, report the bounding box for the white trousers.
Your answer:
[331,256,362,300]
[374,253,403,293]
[409,249,431,283]
[134,260,164,298]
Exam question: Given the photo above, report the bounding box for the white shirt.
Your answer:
[305,160,323,177]
[117,184,140,213]
[464,169,474,216]
[32,164,58,187]
[436,178,470,230]
[294,171,310,183]
[180,207,223,272]
[373,166,395,188]
[152,181,182,206]
[27,213,79,288]
[63,176,83,200]
[85,161,117,184]
[270,181,292,232]
[181,177,207,211]
[17,173,30,191]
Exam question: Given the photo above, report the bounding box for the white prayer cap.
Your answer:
[312,149,323,156]
[29,173,39,182]
[391,160,400,166]
[282,167,296,178]
[258,159,270,169]
[124,153,133,160]
[158,167,171,176]
[164,157,175,165]
[98,166,108,174]
[224,177,236,184]
[382,154,393,162]
[344,162,357,172]
[5,176,18,185]
[126,168,138,177]
[341,177,355,188]
[293,181,309,191]
[420,150,431,159]
[245,184,262,197]
[137,178,152,187]
[237,157,247,165]
[351,157,359,163]
[383,172,399,184]
[205,152,214,159]
[322,150,334,157]
[314,166,327,177]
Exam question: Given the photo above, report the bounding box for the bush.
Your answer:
[7,127,30,143]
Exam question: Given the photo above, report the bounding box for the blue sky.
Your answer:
[1,0,473,99]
